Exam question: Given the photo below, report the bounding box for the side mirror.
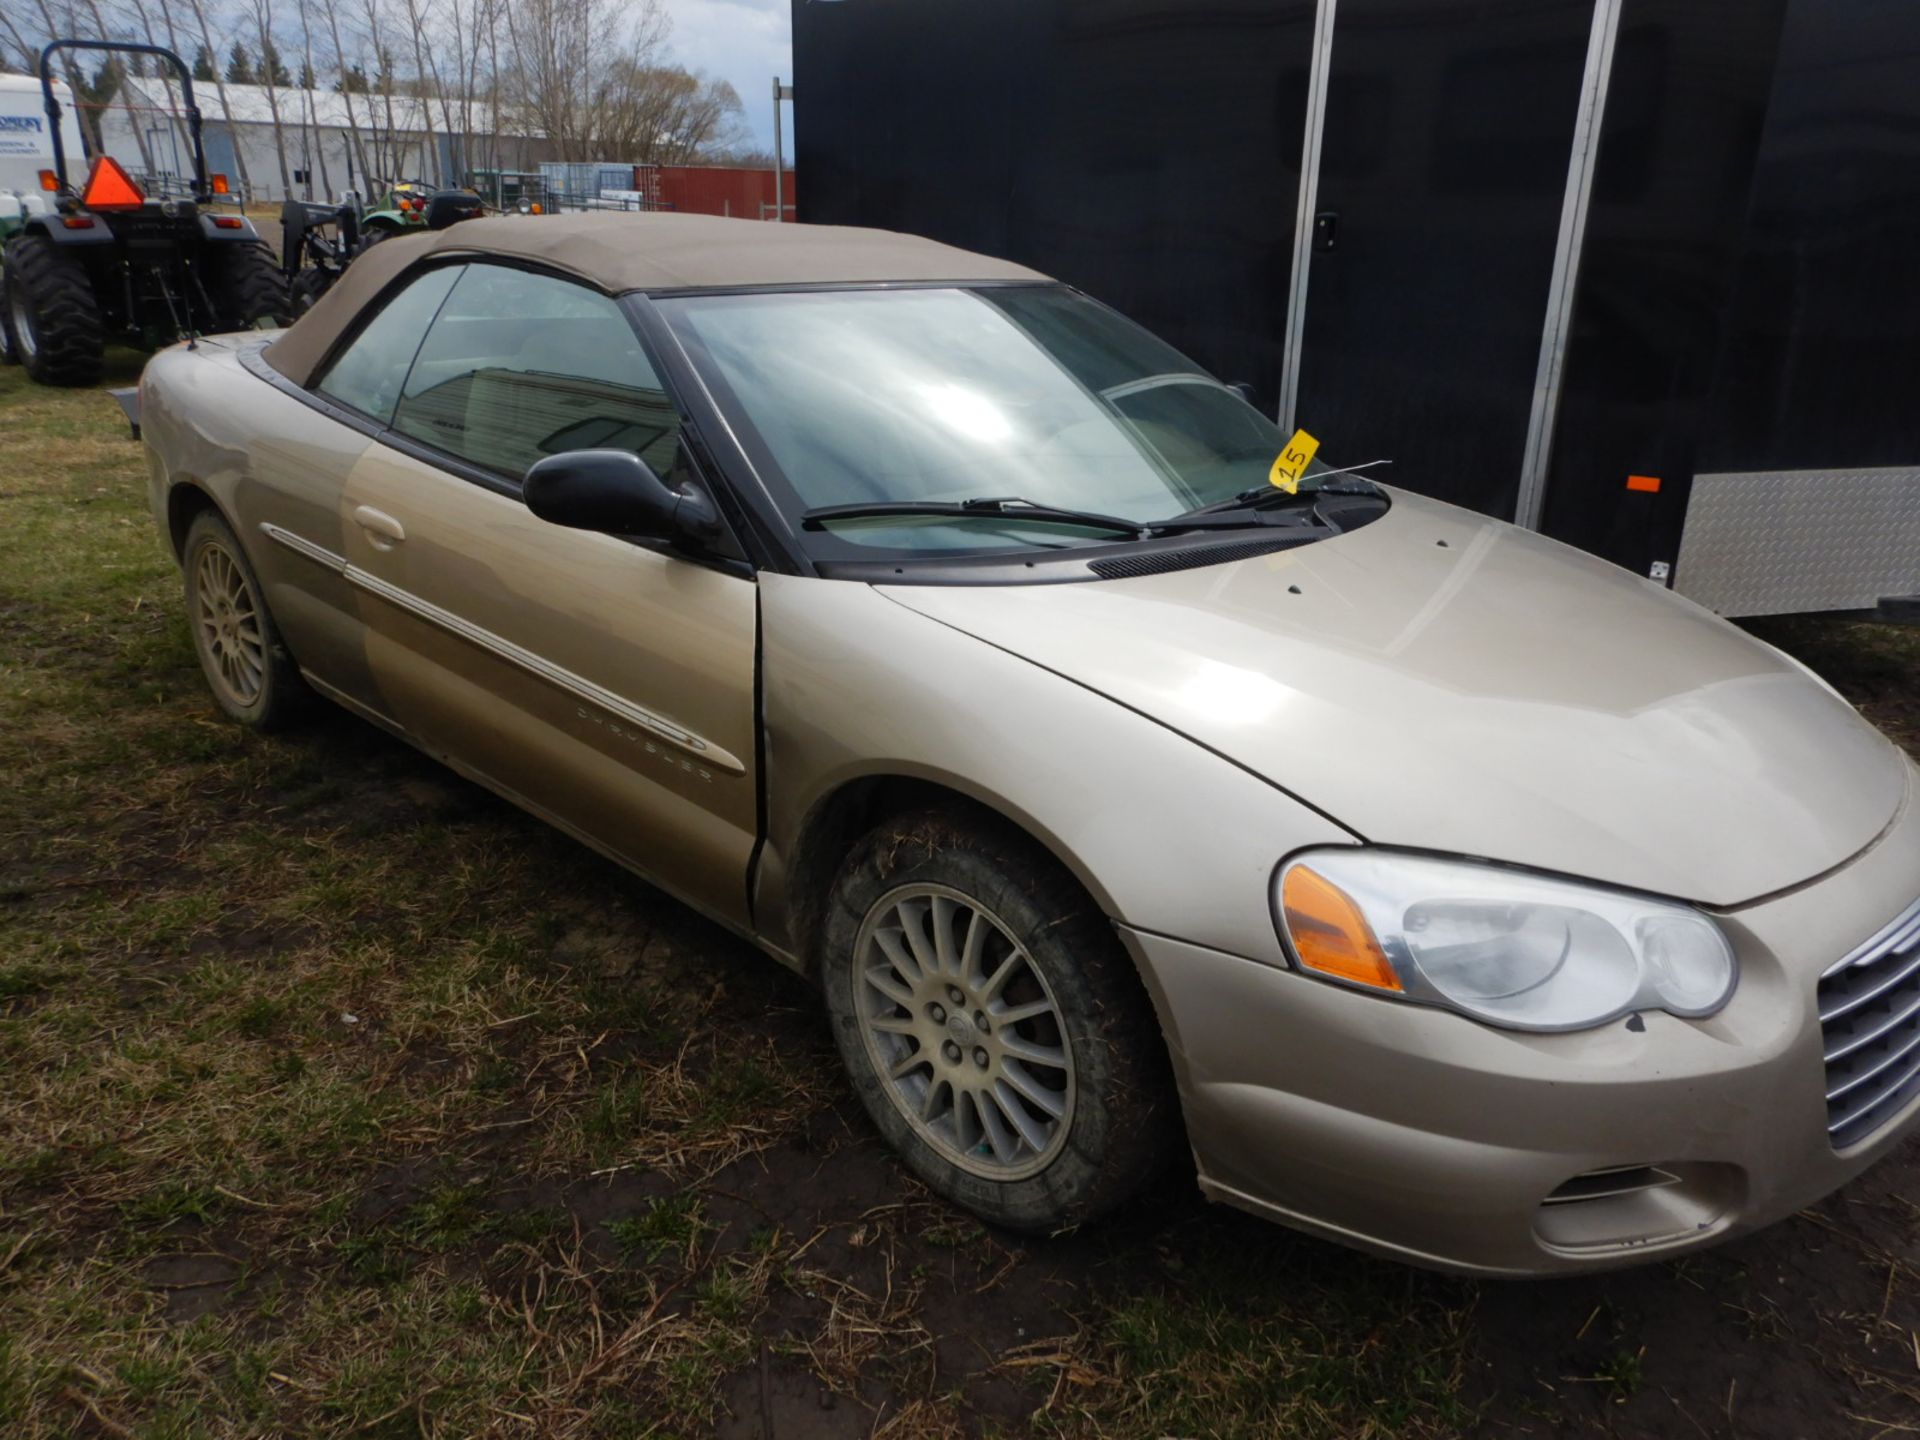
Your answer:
[523,449,721,545]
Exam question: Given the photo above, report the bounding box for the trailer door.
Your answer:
[1282,0,1610,521]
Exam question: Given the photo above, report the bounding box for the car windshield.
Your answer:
[658,285,1352,554]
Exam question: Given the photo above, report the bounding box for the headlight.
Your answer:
[1274,849,1736,1032]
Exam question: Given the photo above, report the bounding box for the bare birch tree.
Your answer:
[295,0,329,196]
[502,0,668,162]
[29,0,106,159]
[118,0,192,182]
[0,9,45,76]
[314,0,371,193]
[395,0,443,183]
[74,0,156,174]
[246,0,293,197]
[180,0,254,197]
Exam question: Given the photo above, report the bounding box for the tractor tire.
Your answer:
[4,233,105,387]
[0,272,16,365]
[205,241,293,332]
[290,266,333,318]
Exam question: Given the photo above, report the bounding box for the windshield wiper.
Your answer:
[802,496,1151,538]
[1173,459,1393,520]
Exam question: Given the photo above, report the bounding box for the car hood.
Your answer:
[879,489,1905,907]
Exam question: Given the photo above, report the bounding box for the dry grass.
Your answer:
[1,356,1914,1439]
[0,354,834,1435]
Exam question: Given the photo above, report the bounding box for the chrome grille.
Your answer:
[1820,895,1920,1150]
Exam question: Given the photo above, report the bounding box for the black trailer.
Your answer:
[793,0,1920,618]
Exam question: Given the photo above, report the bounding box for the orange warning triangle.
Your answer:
[81,154,145,210]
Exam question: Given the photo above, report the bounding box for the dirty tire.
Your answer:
[290,266,332,317]
[205,240,293,330]
[183,510,310,730]
[0,271,17,364]
[822,809,1175,1233]
[4,232,104,386]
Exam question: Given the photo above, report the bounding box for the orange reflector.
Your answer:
[210,173,230,194]
[62,215,96,229]
[1282,865,1402,991]
[39,168,59,191]
[80,155,145,210]
[529,203,542,215]
[1626,474,1661,493]
[212,216,243,229]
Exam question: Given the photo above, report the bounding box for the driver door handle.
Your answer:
[353,506,406,549]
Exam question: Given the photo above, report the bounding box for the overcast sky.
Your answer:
[665,0,795,157]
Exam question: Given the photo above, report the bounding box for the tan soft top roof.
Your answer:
[265,212,1048,387]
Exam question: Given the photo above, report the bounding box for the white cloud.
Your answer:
[662,0,794,156]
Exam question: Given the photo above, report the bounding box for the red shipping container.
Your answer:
[652,165,795,220]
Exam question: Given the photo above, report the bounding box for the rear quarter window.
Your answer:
[314,265,463,422]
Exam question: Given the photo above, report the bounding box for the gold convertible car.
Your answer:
[139,213,1920,1275]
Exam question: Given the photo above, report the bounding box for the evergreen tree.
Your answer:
[84,58,121,109]
[337,64,371,94]
[299,62,315,90]
[226,44,253,85]
[260,39,292,88]
[192,45,216,83]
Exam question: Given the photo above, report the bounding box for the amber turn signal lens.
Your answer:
[211,173,230,194]
[1281,864,1402,991]
[39,169,59,191]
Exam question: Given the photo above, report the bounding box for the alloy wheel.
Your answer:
[854,883,1076,1180]
[194,541,266,707]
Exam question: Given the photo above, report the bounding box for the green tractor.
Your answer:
[0,39,290,387]
[359,179,436,240]
[280,182,483,316]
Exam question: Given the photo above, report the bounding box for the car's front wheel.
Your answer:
[183,510,309,730]
[822,809,1175,1232]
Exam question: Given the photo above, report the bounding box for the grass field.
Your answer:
[1,355,1917,1438]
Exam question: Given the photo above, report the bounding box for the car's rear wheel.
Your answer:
[821,809,1175,1232]
[183,511,308,730]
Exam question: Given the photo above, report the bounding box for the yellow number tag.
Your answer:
[1269,429,1320,494]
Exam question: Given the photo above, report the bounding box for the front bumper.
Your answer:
[1123,759,1920,1277]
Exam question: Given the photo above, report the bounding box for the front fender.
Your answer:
[755,572,1356,969]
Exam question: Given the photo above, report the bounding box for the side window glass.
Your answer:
[390,265,682,483]
[314,265,462,422]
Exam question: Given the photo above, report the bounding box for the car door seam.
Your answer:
[256,521,743,774]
